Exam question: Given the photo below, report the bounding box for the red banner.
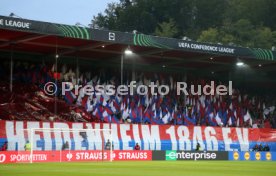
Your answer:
[0,150,152,163]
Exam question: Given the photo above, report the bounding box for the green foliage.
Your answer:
[91,3,119,30]
[253,27,273,49]
[271,31,276,47]
[92,0,275,49]
[197,28,220,43]
[232,19,255,47]
[154,19,179,38]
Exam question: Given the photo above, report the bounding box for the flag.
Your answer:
[76,88,85,105]
[103,110,111,123]
[227,112,233,126]
[129,108,138,123]
[137,103,144,123]
[86,98,93,112]
[113,98,121,111]
[110,101,117,113]
[151,102,156,112]
[221,110,228,125]
[145,95,149,108]
[122,107,130,120]
[143,109,151,124]
[215,112,222,126]
[162,112,170,124]
[104,105,113,115]
[63,83,77,104]
[238,95,242,103]
[244,110,252,126]
[227,109,236,127]
[171,106,177,125]
[177,112,183,125]
[184,109,196,126]
[81,96,89,110]
[229,103,233,110]
[152,109,162,124]
[208,111,217,126]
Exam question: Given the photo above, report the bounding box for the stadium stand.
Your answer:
[0,16,275,159]
[0,60,275,129]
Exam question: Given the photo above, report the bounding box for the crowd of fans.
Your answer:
[0,60,275,128]
[252,144,270,151]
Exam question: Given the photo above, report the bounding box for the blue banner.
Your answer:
[228,151,276,161]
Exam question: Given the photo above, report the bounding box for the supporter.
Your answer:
[62,141,69,150]
[134,143,140,150]
[1,141,7,151]
[258,144,264,151]
[80,126,88,142]
[195,142,201,151]
[263,144,270,151]
[24,140,31,151]
[105,139,111,150]
[252,144,259,151]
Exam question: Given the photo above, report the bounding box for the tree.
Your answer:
[253,27,273,49]
[193,0,227,30]
[91,3,120,30]
[231,19,255,47]
[272,31,276,47]
[154,19,179,38]
[197,28,220,43]
[92,0,275,49]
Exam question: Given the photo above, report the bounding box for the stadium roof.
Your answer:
[0,15,276,75]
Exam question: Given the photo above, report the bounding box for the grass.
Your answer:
[0,161,276,176]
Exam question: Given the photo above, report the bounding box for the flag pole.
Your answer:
[54,39,58,116]
[140,107,143,125]
[9,45,13,92]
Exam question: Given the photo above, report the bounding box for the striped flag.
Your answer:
[63,83,77,104]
